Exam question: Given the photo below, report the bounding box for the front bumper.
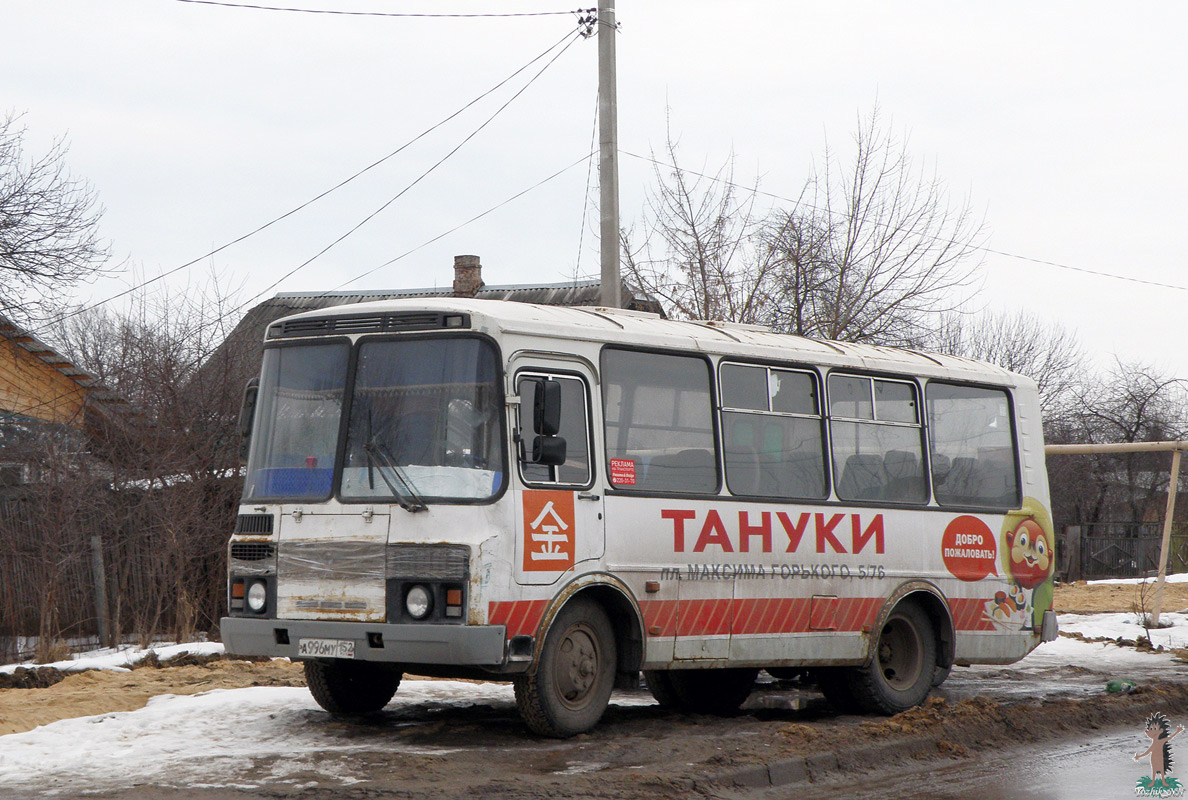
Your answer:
[220,617,508,666]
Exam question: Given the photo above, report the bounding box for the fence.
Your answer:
[1057,522,1188,581]
[0,478,238,664]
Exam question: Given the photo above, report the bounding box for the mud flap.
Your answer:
[1040,609,1058,642]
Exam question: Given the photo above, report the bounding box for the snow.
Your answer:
[1022,634,1179,669]
[1057,611,1188,650]
[0,622,1183,795]
[0,678,653,795]
[0,641,225,676]
[1087,573,1188,586]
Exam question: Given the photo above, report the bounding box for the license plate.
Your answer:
[297,638,356,659]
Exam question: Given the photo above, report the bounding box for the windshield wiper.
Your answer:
[364,438,428,513]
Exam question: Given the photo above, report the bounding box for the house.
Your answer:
[0,314,129,488]
[215,255,664,384]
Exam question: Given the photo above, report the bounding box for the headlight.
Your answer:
[246,580,268,613]
[405,585,432,619]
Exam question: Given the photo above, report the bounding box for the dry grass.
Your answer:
[1055,579,1188,614]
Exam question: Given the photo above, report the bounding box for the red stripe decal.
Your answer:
[488,600,547,638]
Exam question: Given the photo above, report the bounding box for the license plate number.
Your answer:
[297,638,355,659]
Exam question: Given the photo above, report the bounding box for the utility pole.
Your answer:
[597,1,621,308]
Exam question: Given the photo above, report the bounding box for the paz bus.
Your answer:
[220,297,1058,737]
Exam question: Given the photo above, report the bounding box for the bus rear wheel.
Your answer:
[644,668,757,714]
[514,598,616,738]
[304,659,401,714]
[834,603,936,715]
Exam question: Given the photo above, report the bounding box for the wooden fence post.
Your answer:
[90,534,112,648]
[1063,525,1082,582]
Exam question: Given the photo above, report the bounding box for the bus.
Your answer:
[221,297,1058,737]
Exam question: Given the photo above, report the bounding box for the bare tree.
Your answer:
[0,274,250,656]
[1047,360,1188,527]
[0,112,110,323]
[623,108,984,342]
[621,133,778,324]
[764,108,984,345]
[925,309,1087,419]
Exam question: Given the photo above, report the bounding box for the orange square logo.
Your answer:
[522,490,575,572]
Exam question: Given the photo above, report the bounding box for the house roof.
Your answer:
[0,314,130,429]
[214,277,664,382]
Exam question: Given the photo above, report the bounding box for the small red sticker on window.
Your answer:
[610,458,636,485]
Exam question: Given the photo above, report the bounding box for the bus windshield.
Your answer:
[339,336,504,503]
[244,342,349,501]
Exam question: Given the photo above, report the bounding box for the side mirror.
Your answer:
[533,378,562,437]
[532,435,567,466]
[239,378,260,462]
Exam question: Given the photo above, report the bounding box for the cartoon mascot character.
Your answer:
[997,499,1055,631]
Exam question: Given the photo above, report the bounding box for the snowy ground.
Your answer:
[3,597,1187,797]
[1087,573,1188,586]
[0,642,225,676]
[1,622,1183,797]
[0,678,658,796]
[1059,611,1188,650]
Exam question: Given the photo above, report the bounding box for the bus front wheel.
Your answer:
[304,660,401,714]
[514,598,617,738]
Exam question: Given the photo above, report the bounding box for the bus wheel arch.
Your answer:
[820,584,952,716]
[514,578,645,737]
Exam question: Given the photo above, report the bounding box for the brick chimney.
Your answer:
[452,254,483,298]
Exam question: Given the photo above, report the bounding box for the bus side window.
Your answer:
[828,374,928,504]
[719,363,827,500]
[925,382,1021,509]
[601,349,717,494]
[518,374,592,486]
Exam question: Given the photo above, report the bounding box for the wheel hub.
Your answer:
[879,616,923,691]
[556,625,599,707]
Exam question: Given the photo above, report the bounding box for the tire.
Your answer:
[848,603,937,715]
[815,668,863,714]
[645,668,757,715]
[514,598,617,738]
[932,663,952,688]
[304,659,401,714]
[643,669,681,708]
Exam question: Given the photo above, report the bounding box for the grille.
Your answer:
[234,514,274,535]
[386,544,470,580]
[230,542,275,561]
[268,312,468,339]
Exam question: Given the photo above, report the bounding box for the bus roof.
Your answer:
[271,297,1031,388]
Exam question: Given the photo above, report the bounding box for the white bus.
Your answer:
[221,298,1058,737]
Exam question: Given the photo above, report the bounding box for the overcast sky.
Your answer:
[6,1,1187,378]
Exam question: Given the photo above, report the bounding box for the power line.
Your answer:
[976,247,1188,293]
[618,149,1188,295]
[13,24,590,420]
[335,151,595,290]
[27,25,581,340]
[224,28,585,316]
[573,92,599,278]
[172,0,594,18]
[6,152,595,423]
